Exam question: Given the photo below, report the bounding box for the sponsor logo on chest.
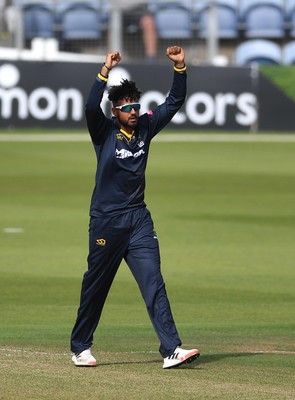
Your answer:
[115,148,145,159]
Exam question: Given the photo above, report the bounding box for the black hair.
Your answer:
[108,79,141,104]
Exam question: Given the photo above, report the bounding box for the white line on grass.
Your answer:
[0,348,157,357]
[3,227,24,233]
[155,134,295,142]
[0,134,90,142]
[0,348,68,356]
[251,351,295,355]
[1,133,295,142]
[1,348,295,357]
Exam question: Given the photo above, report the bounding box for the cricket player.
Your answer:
[70,46,200,369]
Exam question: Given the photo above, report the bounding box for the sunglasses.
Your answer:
[115,103,141,113]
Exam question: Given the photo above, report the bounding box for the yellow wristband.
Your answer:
[174,65,186,72]
[97,73,108,82]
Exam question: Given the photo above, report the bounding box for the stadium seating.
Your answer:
[286,0,295,37]
[17,0,295,65]
[235,39,282,65]
[282,41,295,64]
[60,3,102,41]
[195,0,239,39]
[23,3,55,40]
[240,0,285,38]
[153,3,194,39]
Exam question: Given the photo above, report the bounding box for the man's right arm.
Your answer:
[85,52,122,145]
[85,74,111,145]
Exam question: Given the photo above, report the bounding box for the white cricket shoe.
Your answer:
[163,347,200,369]
[71,349,96,367]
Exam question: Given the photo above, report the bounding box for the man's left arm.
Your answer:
[165,65,187,113]
[145,47,187,137]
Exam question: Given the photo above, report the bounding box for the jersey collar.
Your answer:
[120,127,134,142]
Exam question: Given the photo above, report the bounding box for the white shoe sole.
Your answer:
[163,350,200,369]
[71,355,96,367]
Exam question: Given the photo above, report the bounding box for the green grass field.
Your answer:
[0,133,295,399]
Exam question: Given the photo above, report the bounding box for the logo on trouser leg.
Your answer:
[96,238,106,246]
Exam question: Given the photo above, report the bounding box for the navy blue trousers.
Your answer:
[70,207,181,358]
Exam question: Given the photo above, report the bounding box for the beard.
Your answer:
[119,115,138,131]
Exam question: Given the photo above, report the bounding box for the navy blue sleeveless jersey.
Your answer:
[85,68,187,217]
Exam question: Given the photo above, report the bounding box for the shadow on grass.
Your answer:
[199,352,256,365]
[90,353,256,369]
[97,359,161,367]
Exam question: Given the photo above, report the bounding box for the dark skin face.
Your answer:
[112,97,140,135]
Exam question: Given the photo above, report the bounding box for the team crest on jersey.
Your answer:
[96,238,106,246]
[116,133,124,141]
